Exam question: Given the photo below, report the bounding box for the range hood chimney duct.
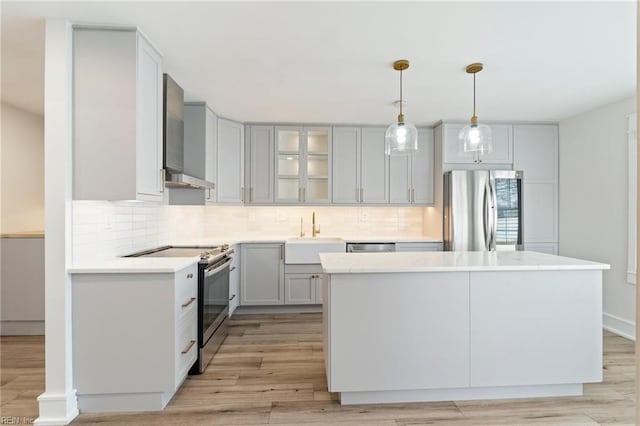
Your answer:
[163,74,215,190]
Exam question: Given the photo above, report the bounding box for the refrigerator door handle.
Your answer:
[489,180,498,250]
[483,181,490,250]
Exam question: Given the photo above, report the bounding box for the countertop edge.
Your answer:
[322,265,610,274]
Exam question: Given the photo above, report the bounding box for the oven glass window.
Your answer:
[203,260,230,335]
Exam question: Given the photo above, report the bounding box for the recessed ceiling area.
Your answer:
[1,1,636,124]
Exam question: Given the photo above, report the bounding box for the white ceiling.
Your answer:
[1,1,636,125]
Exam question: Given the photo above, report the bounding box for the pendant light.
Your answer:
[459,63,492,155]
[385,59,418,156]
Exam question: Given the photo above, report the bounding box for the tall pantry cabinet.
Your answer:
[73,27,164,201]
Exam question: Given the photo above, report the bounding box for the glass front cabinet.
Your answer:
[275,126,331,204]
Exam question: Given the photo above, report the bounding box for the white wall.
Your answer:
[1,101,44,232]
[559,95,637,340]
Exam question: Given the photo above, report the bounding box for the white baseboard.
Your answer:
[339,383,583,405]
[1,320,45,335]
[34,389,79,426]
[603,312,636,341]
[233,305,321,316]
[77,391,172,413]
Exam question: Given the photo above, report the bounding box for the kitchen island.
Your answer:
[319,251,609,405]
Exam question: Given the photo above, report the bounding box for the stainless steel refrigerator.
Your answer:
[444,170,523,251]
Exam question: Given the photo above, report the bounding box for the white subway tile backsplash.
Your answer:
[72,201,429,262]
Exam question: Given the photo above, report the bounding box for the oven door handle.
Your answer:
[204,257,233,278]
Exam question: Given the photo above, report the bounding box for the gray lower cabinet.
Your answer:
[240,243,285,305]
[284,264,323,305]
[229,244,241,315]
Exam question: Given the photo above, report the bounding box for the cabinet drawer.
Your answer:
[175,264,198,317]
[175,309,197,386]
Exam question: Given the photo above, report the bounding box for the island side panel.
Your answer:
[328,272,470,392]
[469,270,603,388]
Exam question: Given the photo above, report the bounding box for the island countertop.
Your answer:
[319,250,610,274]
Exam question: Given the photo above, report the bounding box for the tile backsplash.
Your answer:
[72,201,170,263]
[72,201,431,262]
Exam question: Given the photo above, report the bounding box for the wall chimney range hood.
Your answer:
[163,74,215,190]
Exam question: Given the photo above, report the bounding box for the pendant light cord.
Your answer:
[473,72,476,118]
[399,69,404,118]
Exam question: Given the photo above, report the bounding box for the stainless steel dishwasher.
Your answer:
[346,242,396,253]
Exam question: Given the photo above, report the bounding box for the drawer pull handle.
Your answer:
[229,294,236,301]
[230,266,236,272]
[181,339,196,354]
[181,297,196,308]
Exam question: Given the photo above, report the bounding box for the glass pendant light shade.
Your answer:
[385,59,418,156]
[385,120,418,156]
[459,122,492,154]
[459,62,492,155]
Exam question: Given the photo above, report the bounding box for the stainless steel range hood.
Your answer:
[163,74,215,190]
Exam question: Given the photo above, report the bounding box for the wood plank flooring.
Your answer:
[1,313,635,425]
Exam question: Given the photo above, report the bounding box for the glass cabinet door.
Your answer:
[277,128,302,202]
[275,126,331,204]
[305,128,330,203]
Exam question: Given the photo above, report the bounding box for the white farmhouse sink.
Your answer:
[285,237,346,264]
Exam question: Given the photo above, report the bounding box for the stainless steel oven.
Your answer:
[195,251,233,374]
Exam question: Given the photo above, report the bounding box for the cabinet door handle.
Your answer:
[181,297,196,308]
[280,245,284,260]
[411,188,415,203]
[360,188,364,203]
[407,188,411,203]
[356,188,360,203]
[303,188,306,202]
[230,266,236,272]
[160,169,166,193]
[181,339,196,354]
[229,294,236,301]
[187,273,194,279]
[241,187,245,202]
[250,187,253,202]
[298,188,302,202]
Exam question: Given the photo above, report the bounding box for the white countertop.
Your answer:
[68,256,200,274]
[68,235,443,274]
[320,251,610,273]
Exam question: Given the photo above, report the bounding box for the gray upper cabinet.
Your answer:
[217,118,245,203]
[73,27,163,201]
[513,124,558,246]
[275,126,332,204]
[389,128,434,205]
[332,127,389,204]
[332,127,360,203]
[441,123,513,165]
[245,125,274,204]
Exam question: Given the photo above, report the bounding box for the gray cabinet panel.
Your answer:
[360,128,389,204]
[241,244,285,305]
[247,125,274,203]
[332,127,360,203]
[217,118,245,203]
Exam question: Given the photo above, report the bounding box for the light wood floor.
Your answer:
[1,313,635,425]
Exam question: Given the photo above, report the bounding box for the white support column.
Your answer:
[34,20,79,426]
